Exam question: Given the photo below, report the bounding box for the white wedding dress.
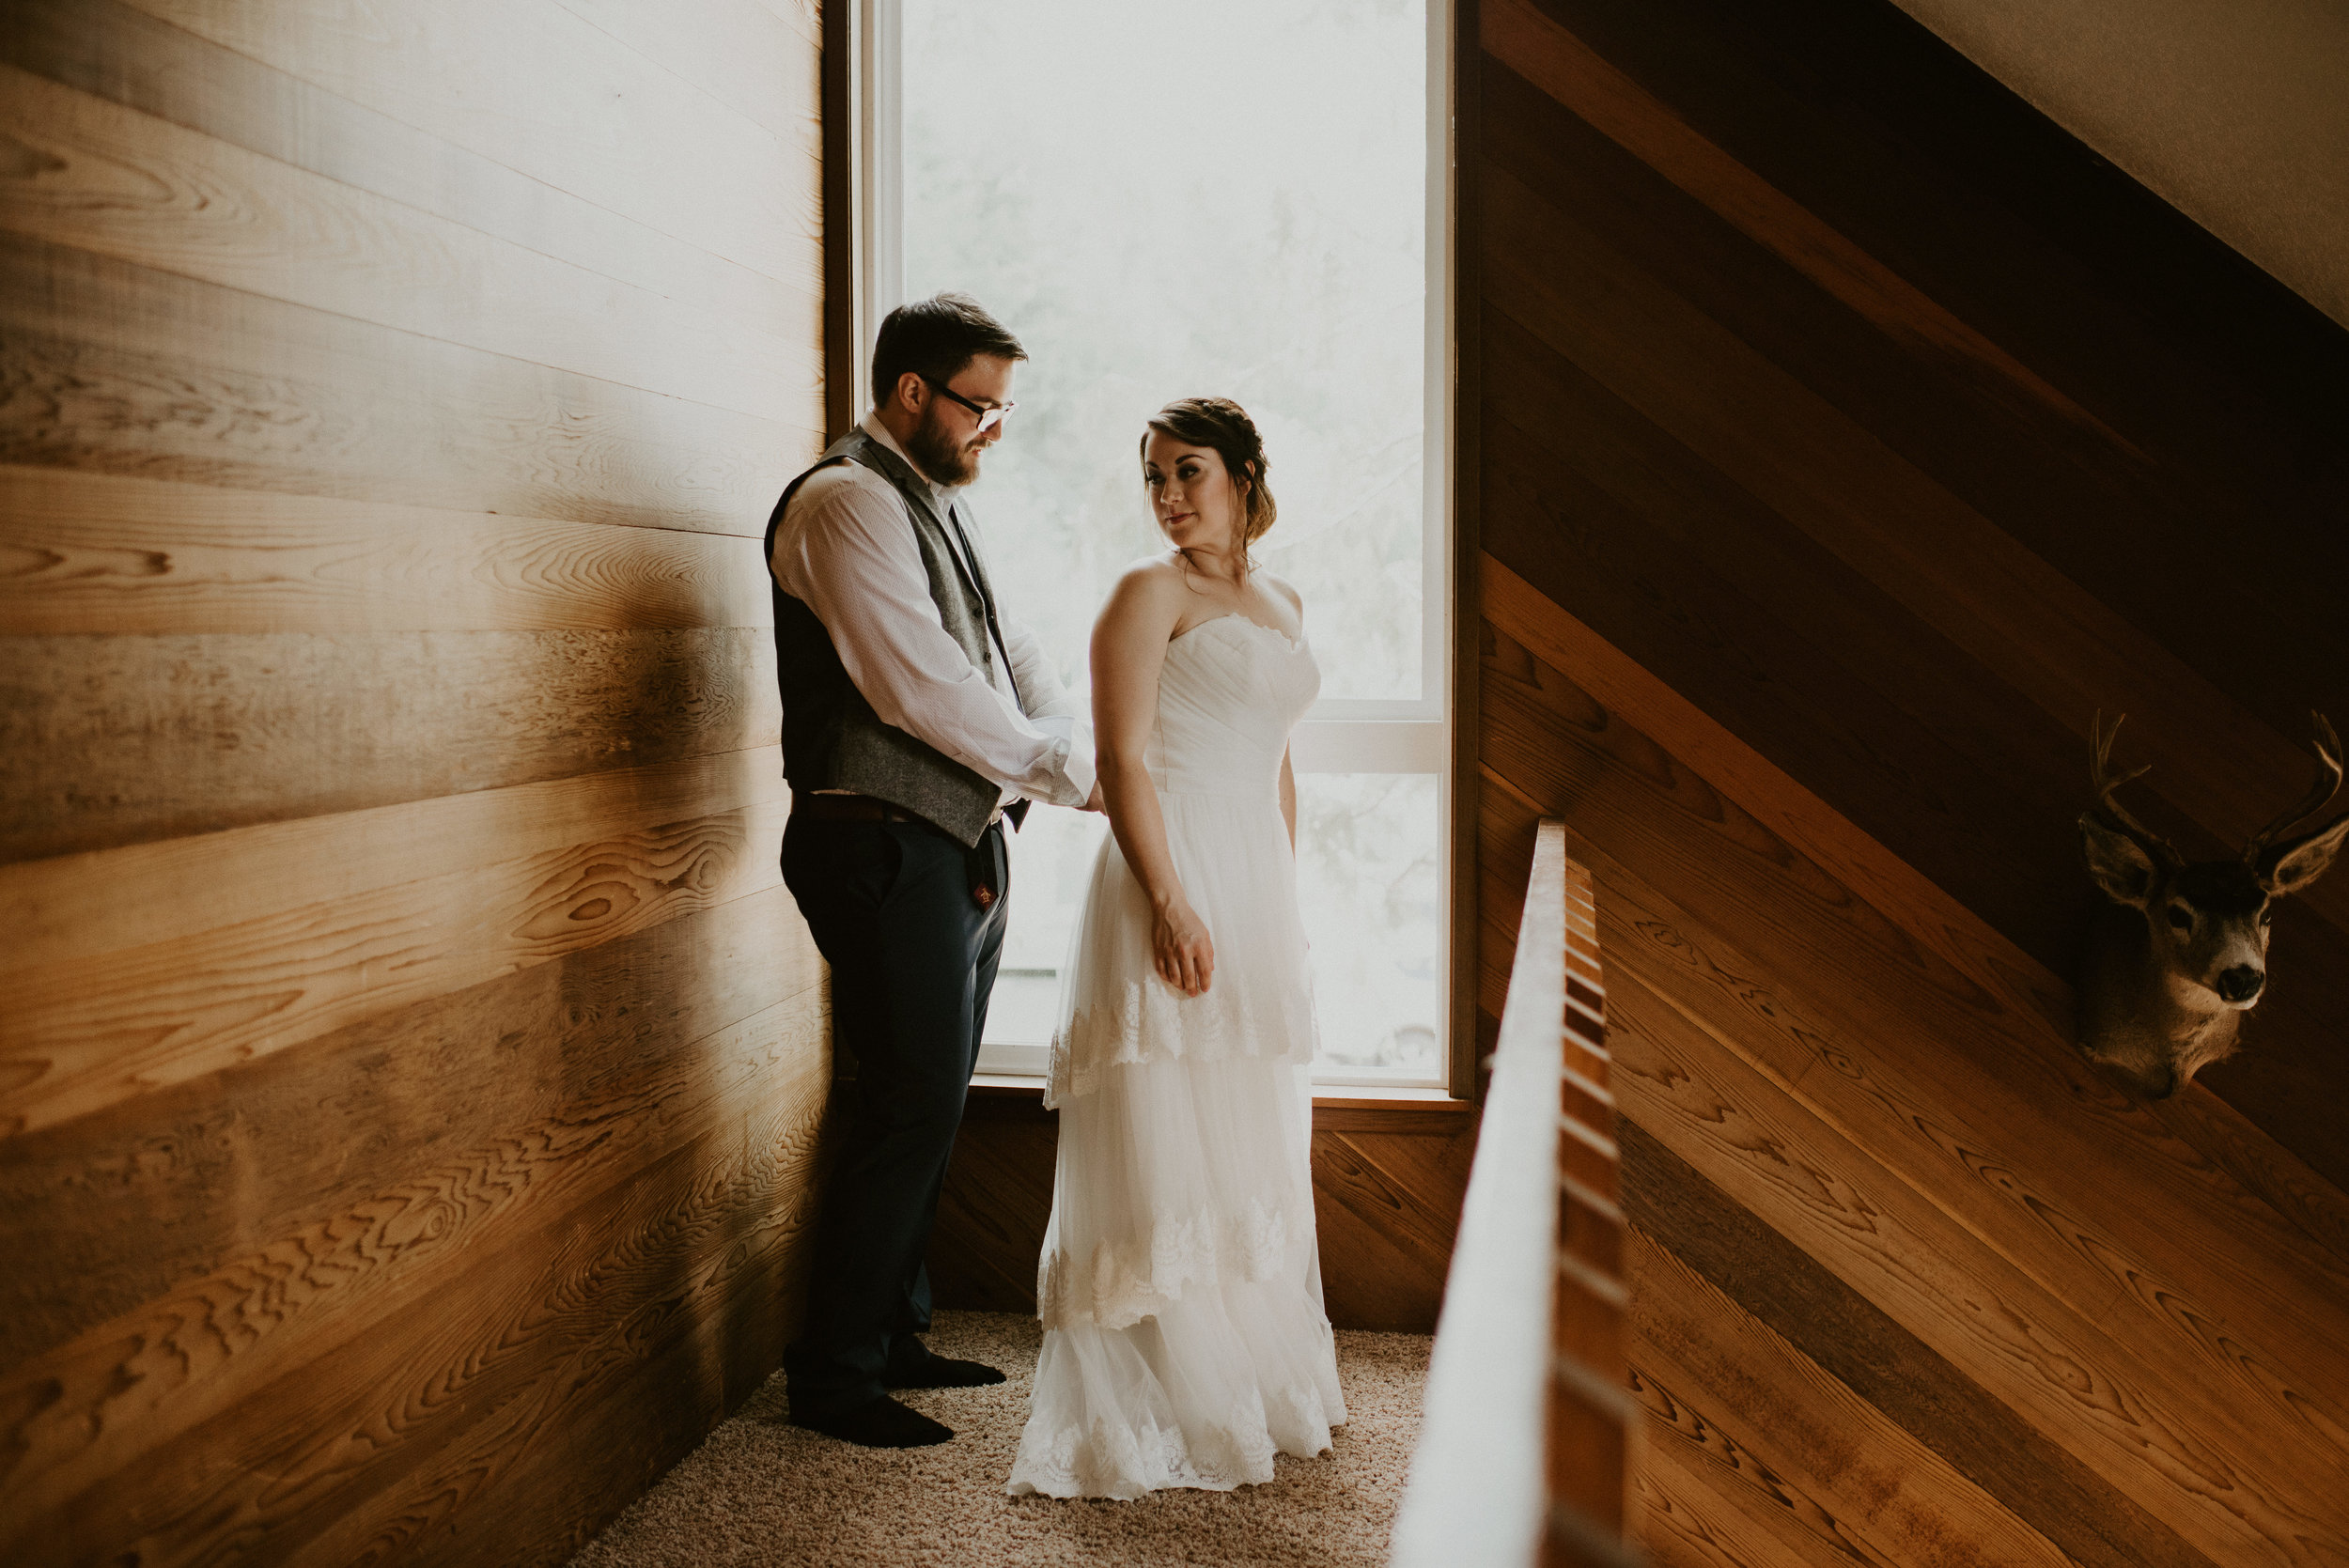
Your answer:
[1007,613,1346,1500]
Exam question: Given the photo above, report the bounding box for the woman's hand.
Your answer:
[1152,899,1216,997]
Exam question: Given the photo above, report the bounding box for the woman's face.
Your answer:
[1143,432,1245,557]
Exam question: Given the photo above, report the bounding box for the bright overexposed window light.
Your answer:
[881,0,1448,1086]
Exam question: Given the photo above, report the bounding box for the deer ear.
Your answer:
[2080,814,2156,907]
[2258,812,2349,896]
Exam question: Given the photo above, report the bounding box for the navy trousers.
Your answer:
[779,812,1009,1420]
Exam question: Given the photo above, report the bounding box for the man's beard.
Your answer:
[906,403,980,487]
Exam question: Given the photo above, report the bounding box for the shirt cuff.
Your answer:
[1059,728,1097,806]
[1021,715,1095,809]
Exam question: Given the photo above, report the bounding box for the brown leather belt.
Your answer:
[792,794,1005,907]
[791,793,930,825]
[792,793,1006,844]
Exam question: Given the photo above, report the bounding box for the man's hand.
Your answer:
[1081,781,1106,814]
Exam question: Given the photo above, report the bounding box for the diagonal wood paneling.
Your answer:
[1625,1125,2208,1568]
[1469,0,2349,1560]
[1628,1223,2081,1568]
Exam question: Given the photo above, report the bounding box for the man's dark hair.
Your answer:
[869,292,1027,410]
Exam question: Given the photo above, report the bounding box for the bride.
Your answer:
[1007,396,1346,1499]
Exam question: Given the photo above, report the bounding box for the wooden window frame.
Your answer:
[819,0,1479,1102]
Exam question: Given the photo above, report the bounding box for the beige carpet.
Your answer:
[569,1310,1429,1567]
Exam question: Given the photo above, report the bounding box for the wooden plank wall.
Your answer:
[0,2,827,1563]
[1466,0,2349,1563]
[911,893,1492,1309]
[932,1090,1478,1335]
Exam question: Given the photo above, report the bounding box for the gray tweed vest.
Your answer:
[764,429,1024,847]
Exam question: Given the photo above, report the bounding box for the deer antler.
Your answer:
[2088,712,2180,869]
[2244,712,2344,862]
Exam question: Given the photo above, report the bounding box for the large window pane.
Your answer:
[901,0,1429,705]
[985,776,1441,1080]
[1296,773,1442,1076]
[985,805,1110,1052]
[904,0,1445,1085]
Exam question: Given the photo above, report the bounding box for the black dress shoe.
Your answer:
[885,1353,1007,1390]
[789,1395,954,1448]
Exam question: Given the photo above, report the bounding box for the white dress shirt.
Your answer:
[770,413,1095,810]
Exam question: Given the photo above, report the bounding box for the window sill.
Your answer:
[966,1074,1474,1132]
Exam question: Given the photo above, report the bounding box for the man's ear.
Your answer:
[2080,814,2157,907]
[893,370,926,414]
[2259,813,2349,897]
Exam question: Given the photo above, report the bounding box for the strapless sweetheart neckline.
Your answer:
[1170,612,1308,654]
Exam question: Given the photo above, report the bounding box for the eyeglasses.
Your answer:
[921,375,1016,434]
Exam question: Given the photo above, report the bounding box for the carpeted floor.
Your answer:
[568,1310,1429,1567]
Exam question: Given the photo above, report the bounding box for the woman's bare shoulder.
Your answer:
[1257,570,1304,615]
[1097,554,1188,629]
[1112,551,1186,585]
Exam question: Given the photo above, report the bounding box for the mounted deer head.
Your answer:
[2076,712,2349,1097]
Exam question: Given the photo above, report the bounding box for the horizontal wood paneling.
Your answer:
[113,0,820,285]
[0,882,816,1358]
[548,0,821,147]
[5,770,786,1137]
[0,234,804,534]
[1,0,810,341]
[2,985,823,1543]
[0,61,819,426]
[1470,0,2349,1557]
[1,1,826,1560]
[0,466,774,637]
[1,629,777,858]
[1,747,776,970]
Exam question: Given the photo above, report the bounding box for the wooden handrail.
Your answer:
[1391,822,1636,1568]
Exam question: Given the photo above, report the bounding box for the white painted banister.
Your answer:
[1390,822,1635,1568]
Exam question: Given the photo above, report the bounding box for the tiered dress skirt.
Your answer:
[1006,786,1347,1499]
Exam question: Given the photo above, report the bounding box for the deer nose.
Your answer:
[2217,966,2265,1003]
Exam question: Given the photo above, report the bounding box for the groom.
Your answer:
[766,293,1097,1448]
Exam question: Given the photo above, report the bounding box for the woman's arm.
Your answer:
[1270,574,1304,855]
[1279,746,1297,853]
[1092,565,1215,997]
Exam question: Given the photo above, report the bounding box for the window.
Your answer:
[859,0,1453,1087]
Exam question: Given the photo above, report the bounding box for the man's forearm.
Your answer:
[1003,617,1081,722]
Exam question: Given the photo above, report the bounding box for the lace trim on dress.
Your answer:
[1046,974,1318,1109]
[1006,1379,1339,1500]
[1037,1195,1306,1329]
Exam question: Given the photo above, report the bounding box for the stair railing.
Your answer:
[1390,821,1637,1567]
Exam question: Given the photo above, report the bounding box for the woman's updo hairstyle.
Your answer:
[1143,396,1277,562]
